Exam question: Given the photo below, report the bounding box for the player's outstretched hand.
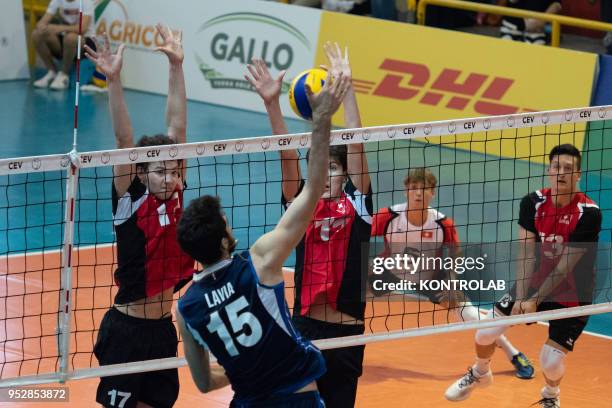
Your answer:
[244,59,286,105]
[155,24,184,65]
[84,33,125,81]
[321,41,352,85]
[307,72,350,120]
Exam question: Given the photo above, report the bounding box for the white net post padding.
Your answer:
[58,157,80,382]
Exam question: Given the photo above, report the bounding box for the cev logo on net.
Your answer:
[353,58,537,115]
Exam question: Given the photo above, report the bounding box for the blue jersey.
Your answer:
[178,251,325,403]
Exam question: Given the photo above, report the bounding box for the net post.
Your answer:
[57,156,79,383]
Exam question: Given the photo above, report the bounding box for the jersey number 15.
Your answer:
[207,296,263,357]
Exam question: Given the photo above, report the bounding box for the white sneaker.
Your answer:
[533,397,560,407]
[535,387,560,407]
[445,366,493,402]
[49,72,69,90]
[80,83,108,93]
[33,71,57,88]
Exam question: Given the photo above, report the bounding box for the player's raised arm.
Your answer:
[85,34,133,196]
[156,24,186,145]
[245,59,302,201]
[177,313,229,393]
[250,73,351,285]
[155,24,187,181]
[323,42,370,194]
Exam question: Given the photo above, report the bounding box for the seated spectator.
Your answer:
[32,0,96,90]
[498,0,562,45]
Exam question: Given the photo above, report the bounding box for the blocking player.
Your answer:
[176,72,351,407]
[371,167,534,379]
[86,27,193,408]
[445,144,601,407]
[245,42,372,408]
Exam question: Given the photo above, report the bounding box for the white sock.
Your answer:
[474,358,491,376]
[542,384,560,398]
[496,335,519,360]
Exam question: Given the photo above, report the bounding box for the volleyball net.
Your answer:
[1,106,612,387]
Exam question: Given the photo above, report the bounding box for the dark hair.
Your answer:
[135,134,175,171]
[177,195,227,265]
[549,144,581,170]
[305,145,348,172]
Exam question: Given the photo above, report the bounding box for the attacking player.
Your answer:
[85,27,193,408]
[371,167,534,379]
[245,42,372,408]
[176,71,351,407]
[445,144,601,407]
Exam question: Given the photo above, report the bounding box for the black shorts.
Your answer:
[94,307,179,408]
[293,316,365,408]
[230,390,325,408]
[494,291,589,352]
[54,33,96,59]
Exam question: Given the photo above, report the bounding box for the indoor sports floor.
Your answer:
[1,79,611,406]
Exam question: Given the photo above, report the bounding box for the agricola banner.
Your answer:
[94,0,320,119]
[94,0,597,140]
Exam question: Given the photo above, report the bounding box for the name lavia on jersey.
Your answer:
[205,282,236,308]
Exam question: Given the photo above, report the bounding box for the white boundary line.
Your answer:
[0,105,609,175]
[1,243,115,259]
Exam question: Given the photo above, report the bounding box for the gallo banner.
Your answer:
[0,0,29,81]
[94,0,321,119]
[317,12,598,161]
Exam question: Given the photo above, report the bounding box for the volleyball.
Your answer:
[288,68,327,120]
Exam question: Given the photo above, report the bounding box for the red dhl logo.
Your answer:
[353,58,536,115]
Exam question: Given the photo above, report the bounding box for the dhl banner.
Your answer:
[94,0,598,161]
[317,12,598,161]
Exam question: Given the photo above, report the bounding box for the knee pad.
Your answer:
[454,302,482,322]
[475,325,507,346]
[540,344,565,381]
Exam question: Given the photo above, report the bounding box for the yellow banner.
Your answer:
[317,12,597,161]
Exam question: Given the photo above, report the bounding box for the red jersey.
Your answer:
[283,179,373,320]
[518,188,601,306]
[372,203,459,247]
[371,204,459,278]
[112,178,195,304]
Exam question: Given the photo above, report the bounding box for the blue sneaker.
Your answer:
[511,352,535,379]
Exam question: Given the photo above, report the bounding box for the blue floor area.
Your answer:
[1,79,611,337]
[0,79,311,158]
